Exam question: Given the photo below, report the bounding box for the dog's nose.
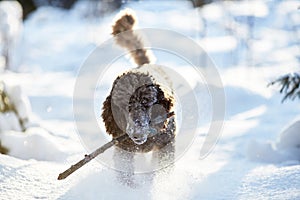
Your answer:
[133,136,138,140]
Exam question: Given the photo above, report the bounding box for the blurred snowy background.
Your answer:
[0,0,299,199]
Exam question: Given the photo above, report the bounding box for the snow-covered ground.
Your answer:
[0,0,300,199]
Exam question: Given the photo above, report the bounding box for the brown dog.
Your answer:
[101,10,176,186]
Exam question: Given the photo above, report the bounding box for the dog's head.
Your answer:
[125,84,160,144]
[106,72,173,145]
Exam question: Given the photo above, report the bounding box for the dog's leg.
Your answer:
[113,147,136,187]
[150,140,175,188]
[157,117,176,171]
[157,140,175,171]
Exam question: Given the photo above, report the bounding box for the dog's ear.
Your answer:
[156,86,174,113]
[102,95,123,138]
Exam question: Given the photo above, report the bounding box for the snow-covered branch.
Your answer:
[0,81,29,132]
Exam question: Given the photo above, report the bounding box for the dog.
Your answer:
[101,10,176,186]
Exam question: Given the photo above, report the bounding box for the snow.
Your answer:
[225,0,269,17]
[198,36,238,53]
[0,127,67,161]
[0,82,31,132]
[0,111,21,132]
[0,0,22,70]
[239,165,300,199]
[248,120,300,163]
[6,83,31,121]
[0,0,300,199]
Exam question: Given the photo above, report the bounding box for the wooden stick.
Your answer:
[57,134,128,180]
[57,111,174,180]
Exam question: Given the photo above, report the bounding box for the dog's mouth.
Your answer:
[131,135,148,145]
[126,117,150,145]
[125,110,174,145]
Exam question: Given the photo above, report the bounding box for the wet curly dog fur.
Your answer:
[101,10,176,186]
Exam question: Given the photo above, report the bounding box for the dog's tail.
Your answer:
[112,9,151,66]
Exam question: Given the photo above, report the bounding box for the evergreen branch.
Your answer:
[269,72,300,102]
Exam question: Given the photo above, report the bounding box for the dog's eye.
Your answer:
[127,126,134,134]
